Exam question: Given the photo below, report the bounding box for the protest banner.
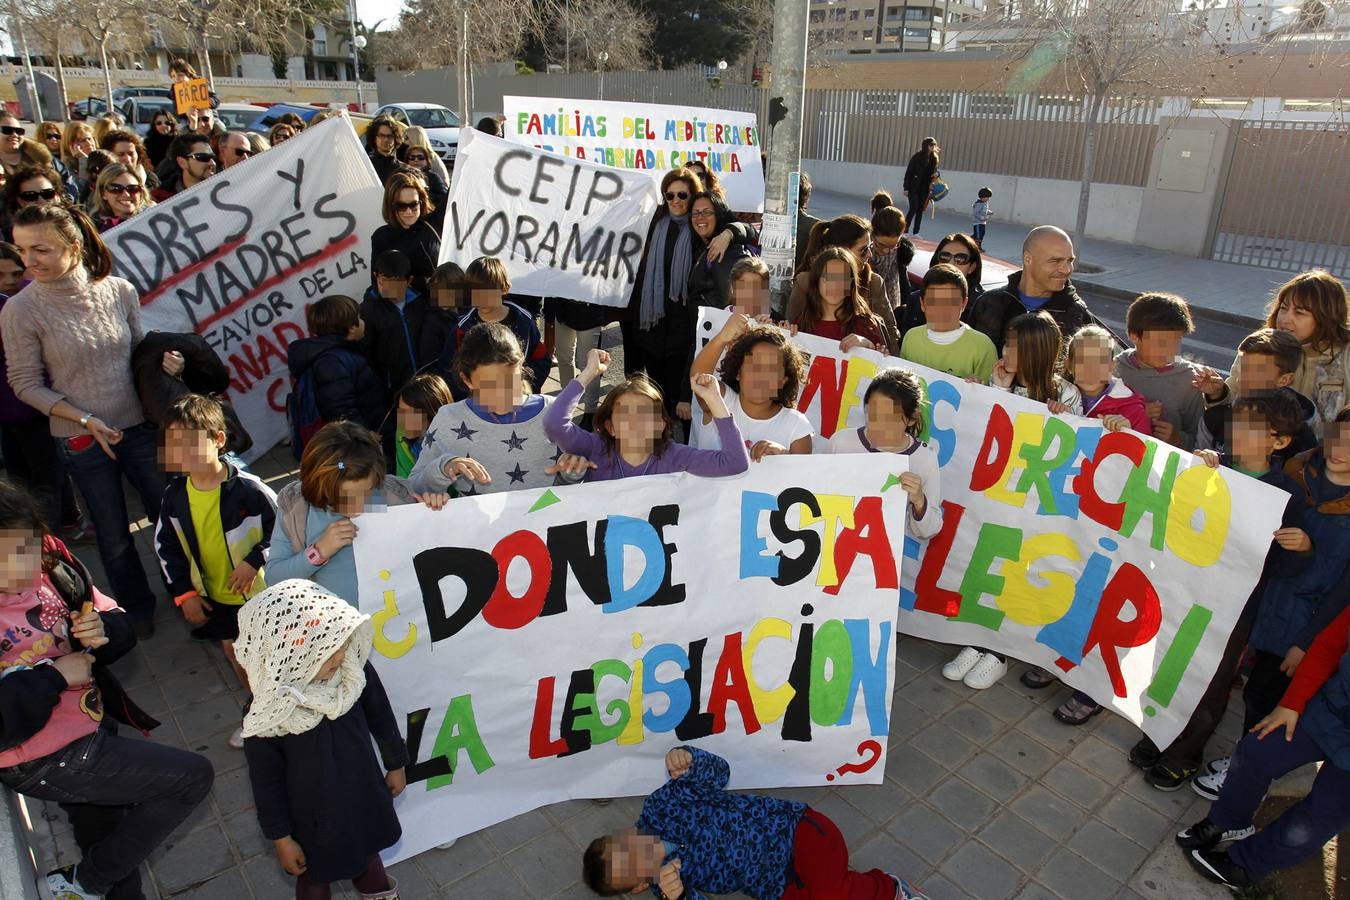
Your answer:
[439,127,660,308]
[103,117,384,459]
[503,95,766,212]
[172,77,212,114]
[353,457,905,859]
[695,306,1289,748]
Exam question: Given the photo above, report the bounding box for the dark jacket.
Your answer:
[1200,387,1318,461]
[688,222,756,310]
[440,303,551,397]
[544,297,609,332]
[359,288,440,400]
[132,331,253,455]
[370,221,440,295]
[368,151,400,185]
[244,662,407,884]
[625,215,700,363]
[286,335,388,432]
[1250,449,1350,657]
[0,293,40,425]
[966,270,1092,354]
[150,168,187,203]
[152,461,277,603]
[794,210,820,271]
[903,149,938,197]
[1290,605,1350,770]
[0,537,147,753]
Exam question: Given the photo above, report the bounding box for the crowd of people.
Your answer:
[0,89,1346,900]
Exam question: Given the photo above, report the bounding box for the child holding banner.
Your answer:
[688,312,813,457]
[545,349,750,481]
[582,745,926,900]
[267,422,447,607]
[793,248,888,354]
[409,323,590,496]
[235,580,406,900]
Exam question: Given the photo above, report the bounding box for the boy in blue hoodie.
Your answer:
[1190,406,1350,802]
[582,746,925,899]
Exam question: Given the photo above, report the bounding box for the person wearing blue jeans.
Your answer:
[58,421,166,624]
[1178,602,1350,889]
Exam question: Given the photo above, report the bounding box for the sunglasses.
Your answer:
[664,190,689,202]
[19,188,57,202]
[0,125,25,137]
[154,120,174,127]
[406,153,427,162]
[935,250,972,265]
[393,200,421,211]
[105,183,143,196]
[43,132,61,141]
[188,152,216,163]
[230,147,252,158]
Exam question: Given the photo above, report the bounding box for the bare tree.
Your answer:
[9,0,78,113]
[551,0,653,72]
[68,0,149,110]
[160,0,342,89]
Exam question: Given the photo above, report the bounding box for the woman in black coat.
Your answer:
[370,171,441,295]
[687,191,756,310]
[902,137,940,236]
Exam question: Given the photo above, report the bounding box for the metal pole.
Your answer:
[762,0,809,313]
[456,2,470,127]
[348,0,363,111]
[11,3,43,121]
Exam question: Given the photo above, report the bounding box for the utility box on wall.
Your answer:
[1156,128,1218,193]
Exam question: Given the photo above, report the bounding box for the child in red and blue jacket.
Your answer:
[582,746,926,900]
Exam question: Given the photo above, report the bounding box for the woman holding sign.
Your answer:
[1,204,171,637]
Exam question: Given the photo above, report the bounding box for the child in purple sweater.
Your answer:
[544,349,750,481]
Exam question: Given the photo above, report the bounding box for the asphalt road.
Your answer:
[1079,288,1252,372]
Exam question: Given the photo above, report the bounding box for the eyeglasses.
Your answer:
[230,147,252,158]
[935,250,973,265]
[664,190,689,202]
[872,238,899,254]
[0,125,25,137]
[188,152,216,163]
[376,131,395,140]
[19,188,57,202]
[689,209,715,219]
[393,200,421,212]
[105,183,143,196]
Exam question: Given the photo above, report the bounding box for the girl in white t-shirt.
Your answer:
[690,312,815,458]
[826,367,942,541]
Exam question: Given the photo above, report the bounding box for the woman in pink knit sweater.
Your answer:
[1,204,171,636]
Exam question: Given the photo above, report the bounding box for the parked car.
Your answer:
[373,102,460,164]
[121,97,178,136]
[215,103,269,133]
[70,86,176,121]
[245,103,373,138]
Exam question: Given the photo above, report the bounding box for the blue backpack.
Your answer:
[286,349,353,460]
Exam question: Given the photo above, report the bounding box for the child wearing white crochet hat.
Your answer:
[235,579,407,900]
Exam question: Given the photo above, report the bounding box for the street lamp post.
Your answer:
[347,0,365,111]
[596,51,608,101]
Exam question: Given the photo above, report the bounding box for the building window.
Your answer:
[881,25,901,41]
[864,8,875,17]
[849,9,860,18]
[810,10,825,23]
[905,7,931,20]
[904,26,931,39]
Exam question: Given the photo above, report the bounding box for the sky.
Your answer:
[356,0,406,30]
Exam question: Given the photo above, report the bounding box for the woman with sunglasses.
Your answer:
[36,122,78,201]
[787,213,902,356]
[898,232,986,335]
[0,114,52,178]
[402,126,450,188]
[91,164,152,233]
[395,143,447,233]
[59,122,96,186]
[624,166,709,427]
[370,171,440,296]
[2,165,64,242]
[144,112,179,169]
[268,121,297,146]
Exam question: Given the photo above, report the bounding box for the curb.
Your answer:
[1073,276,1265,330]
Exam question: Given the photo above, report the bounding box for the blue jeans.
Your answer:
[57,422,166,620]
[973,223,986,245]
[0,727,213,894]
[906,191,928,234]
[1209,727,1350,881]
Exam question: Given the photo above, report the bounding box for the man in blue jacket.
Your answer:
[582,746,926,899]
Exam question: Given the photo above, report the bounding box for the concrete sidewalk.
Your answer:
[811,189,1290,327]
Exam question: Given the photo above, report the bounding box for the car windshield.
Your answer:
[407,107,460,128]
[137,102,174,123]
[217,110,257,131]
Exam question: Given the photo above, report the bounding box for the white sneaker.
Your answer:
[229,726,245,750]
[962,653,1008,690]
[1192,768,1227,801]
[1204,756,1230,777]
[942,647,982,682]
[435,839,457,849]
[46,866,100,900]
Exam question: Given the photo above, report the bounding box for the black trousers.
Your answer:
[1,417,80,530]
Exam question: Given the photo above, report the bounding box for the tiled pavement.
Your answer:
[19,437,1250,900]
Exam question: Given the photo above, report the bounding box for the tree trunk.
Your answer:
[200,35,216,90]
[53,34,69,116]
[457,3,470,127]
[99,38,114,112]
[1075,91,1103,239]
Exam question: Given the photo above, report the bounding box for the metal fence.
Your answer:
[802,89,1162,186]
[1210,119,1350,277]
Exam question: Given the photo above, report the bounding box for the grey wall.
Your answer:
[1133,119,1231,257]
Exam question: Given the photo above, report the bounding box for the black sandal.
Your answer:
[1053,694,1103,725]
[1020,667,1057,689]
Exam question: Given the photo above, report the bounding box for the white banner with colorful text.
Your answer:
[696,306,1289,749]
[439,128,660,308]
[353,458,904,860]
[104,117,384,459]
[503,95,765,212]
